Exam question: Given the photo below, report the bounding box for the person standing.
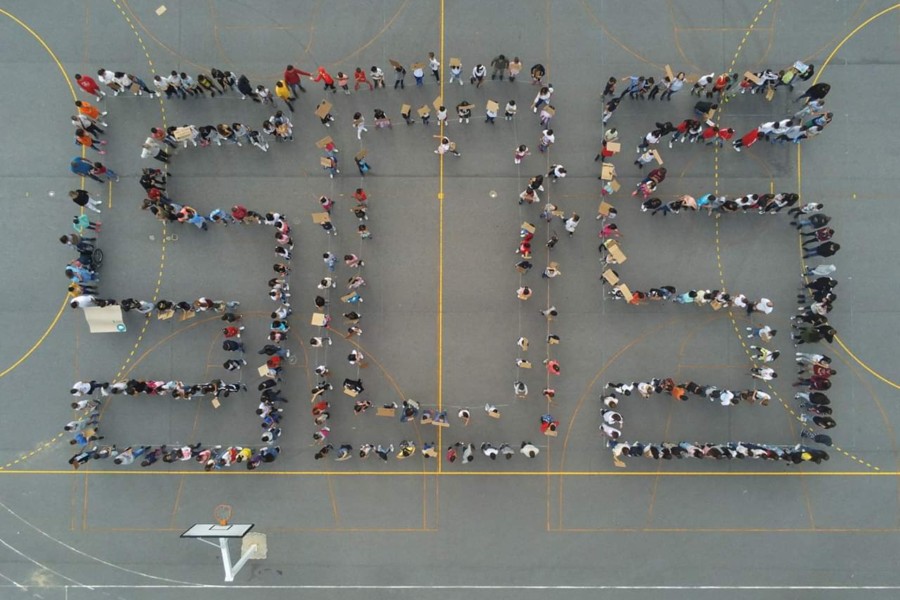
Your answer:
[72,113,103,138]
[141,137,170,163]
[369,65,385,88]
[70,157,103,182]
[352,113,367,140]
[335,71,350,94]
[802,242,840,259]
[412,63,425,87]
[75,74,105,101]
[274,81,294,112]
[508,57,522,81]
[395,64,409,89]
[90,162,119,183]
[660,72,685,101]
[428,52,440,81]
[75,129,106,154]
[565,213,580,236]
[504,100,517,121]
[283,64,309,96]
[538,129,555,153]
[449,61,463,85]
[313,66,336,92]
[490,54,509,80]
[471,64,487,87]
[354,67,373,91]
[70,189,103,213]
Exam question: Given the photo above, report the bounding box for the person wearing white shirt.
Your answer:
[427,52,440,81]
[481,443,499,460]
[471,64,486,87]
[520,441,540,458]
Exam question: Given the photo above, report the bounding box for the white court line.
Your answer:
[0,538,92,591]
[0,500,200,586]
[5,585,900,590]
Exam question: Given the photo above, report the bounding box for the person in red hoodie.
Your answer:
[283,64,309,97]
[75,74,105,101]
[312,66,336,93]
[732,127,760,152]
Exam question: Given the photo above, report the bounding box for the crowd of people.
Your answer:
[593,61,840,463]
[62,51,844,469]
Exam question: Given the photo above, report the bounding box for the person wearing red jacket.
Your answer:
[283,64,309,97]
[354,67,373,91]
[713,127,735,147]
[732,127,760,152]
[312,66,336,93]
[701,124,718,145]
[75,74,104,101]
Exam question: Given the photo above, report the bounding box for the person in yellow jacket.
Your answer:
[274,80,294,113]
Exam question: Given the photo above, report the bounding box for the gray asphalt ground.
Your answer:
[1,1,900,598]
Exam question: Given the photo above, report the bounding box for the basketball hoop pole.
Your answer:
[181,518,263,583]
[190,536,258,582]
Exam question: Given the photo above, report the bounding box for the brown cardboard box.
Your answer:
[315,100,332,119]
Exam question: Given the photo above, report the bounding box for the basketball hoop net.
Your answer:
[214,504,232,526]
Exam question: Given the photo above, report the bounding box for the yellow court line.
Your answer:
[797,2,900,391]
[0,9,78,382]
[0,298,68,379]
[2,470,896,477]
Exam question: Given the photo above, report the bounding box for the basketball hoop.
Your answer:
[214,504,232,526]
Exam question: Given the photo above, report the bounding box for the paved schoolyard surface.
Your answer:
[1,0,899,598]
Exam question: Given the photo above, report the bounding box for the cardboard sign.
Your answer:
[314,100,332,119]
[544,428,558,437]
[173,127,192,141]
[376,406,396,417]
[179,310,195,321]
[433,419,449,428]
[601,162,616,181]
[602,269,620,285]
[340,292,356,303]
[744,71,763,85]
[411,62,424,70]
[488,410,501,419]
[343,386,359,397]
[257,365,270,377]
[651,149,663,165]
[311,212,331,224]
[521,221,536,234]
[211,397,221,409]
[664,64,674,81]
[542,105,556,116]
[598,200,614,216]
[606,141,621,153]
[449,57,461,67]
[486,100,499,112]
[615,282,632,299]
[432,96,443,111]
[605,240,627,263]
[401,103,411,116]
[315,135,333,149]
[609,179,621,192]
[310,312,327,326]
[319,157,333,167]
[417,105,430,117]
[354,149,368,161]
[389,59,403,70]
[458,103,474,111]
[764,87,775,101]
